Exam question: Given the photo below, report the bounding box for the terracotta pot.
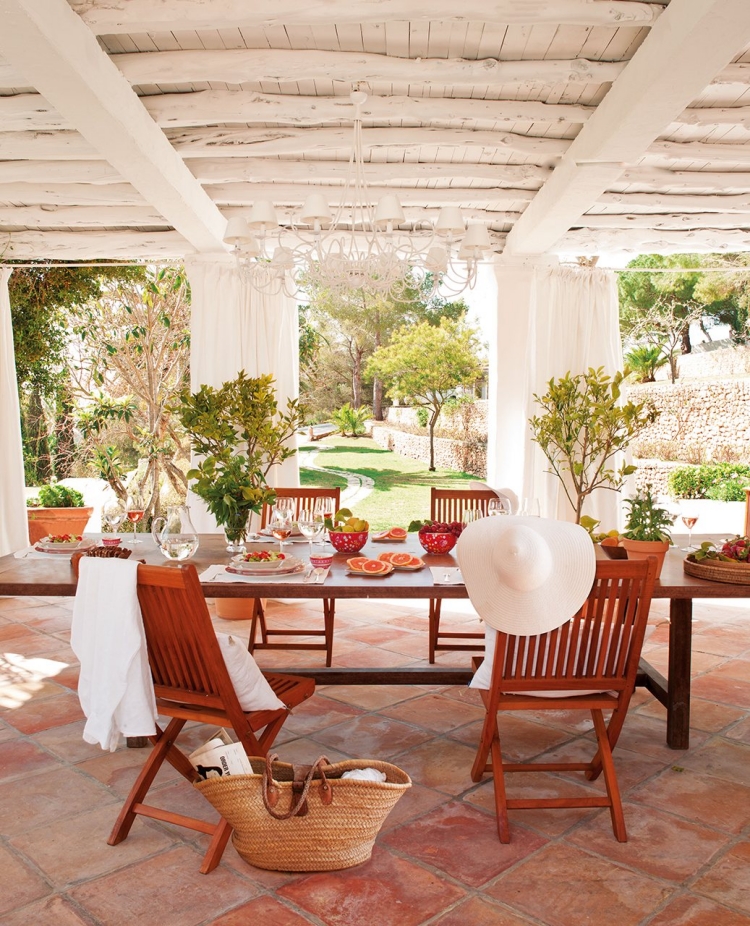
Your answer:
[27,507,94,544]
[215,598,262,621]
[619,538,670,578]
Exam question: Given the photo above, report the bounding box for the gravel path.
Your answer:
[298,447,374,508]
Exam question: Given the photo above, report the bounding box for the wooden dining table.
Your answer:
[1,533,747,751]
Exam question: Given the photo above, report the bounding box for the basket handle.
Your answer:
[262,753,333,820]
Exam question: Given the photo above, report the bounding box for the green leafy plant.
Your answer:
[668,463,750,501]
[624,345,668,383]
[415,407,429,429]
[27,484,85,508]
[173,371,304,536]
[622,485,675,543]
[579,515,620,544]
[529,367,659,523]
[331,403,369,437]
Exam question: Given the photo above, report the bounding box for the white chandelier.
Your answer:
[222,89,492,301]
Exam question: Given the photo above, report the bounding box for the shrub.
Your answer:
[332,403,369,437]
[27,484,85,508]
[415,407,429,428]
[668,463,750,500]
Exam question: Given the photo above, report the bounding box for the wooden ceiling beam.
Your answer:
[577,212,750,228]
[0,161,123,183]
[69,0,664,32]
[0,183,146,206]
[0,204,170,227]
[506,0,750,256]
[209,183,535,207]
[3,229,193,258]
[598,190,750,212]
[0,0,225,254]
[558,226,750,252]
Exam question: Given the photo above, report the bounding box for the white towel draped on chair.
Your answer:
[71,557,157,751]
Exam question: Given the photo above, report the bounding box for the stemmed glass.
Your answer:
[297,508,325,557]
[488,498,511,517]
[520,498,540,517]
[681,511,699,553]
[102,498,125,535]
[269,505,293,553]
[314,496,337,525]
[462,508,482,527]
[126,491,145,544]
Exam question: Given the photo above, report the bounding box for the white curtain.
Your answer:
[489,261,623,526]
[0,267,29,555]
[184,257,300,533]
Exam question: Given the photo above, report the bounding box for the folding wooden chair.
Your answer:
[106,563,315,873]
[471,557,657,843]
[249,486,341,666]
[428,488,498,662]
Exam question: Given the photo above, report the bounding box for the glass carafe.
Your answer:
[151,505,199,561]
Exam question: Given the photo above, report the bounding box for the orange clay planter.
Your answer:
[27,507,94,545]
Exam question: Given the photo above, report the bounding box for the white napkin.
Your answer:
[199,565,329,585]
[430,567,465,586]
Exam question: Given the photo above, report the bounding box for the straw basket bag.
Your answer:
[195,753,411,871]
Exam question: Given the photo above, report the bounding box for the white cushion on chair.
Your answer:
[216,633,286,711]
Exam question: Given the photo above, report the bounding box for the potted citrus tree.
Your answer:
[620,484,675,578]
[26,484,94,544]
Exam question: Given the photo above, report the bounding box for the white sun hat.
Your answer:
[456,516,596,635]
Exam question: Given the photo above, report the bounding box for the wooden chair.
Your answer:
[428,488,499,662]
[471,557,657,844]
[104,563,315,873]
[249,486,341,667]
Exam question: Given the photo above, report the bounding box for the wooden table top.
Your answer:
[1,533,749,602]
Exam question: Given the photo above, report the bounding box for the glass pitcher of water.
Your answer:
[151,505,199,561]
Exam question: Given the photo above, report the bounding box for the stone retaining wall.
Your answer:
[371,425,487,477]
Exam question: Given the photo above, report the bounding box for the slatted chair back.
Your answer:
[472,557,657,844]
[259,486,342,528]
[431,488,498,524]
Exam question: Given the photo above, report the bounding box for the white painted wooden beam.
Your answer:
[506,0,750,256]
[577,212,750,228]
[168,126,570,161]
[3,229,193,258]
[0,93,69,131]
[0,204,170,227]
[220,204,522,226]
[0,131,99,159]
[558,227,750,253]
[0,183,146,206]
[69,0,664,31]
[190,158,551,186]
[617,168,750,189]
[598,191,750,212]
[209,183,535,207]
[648,140,750,163]
[678,107,750,128]
[0,161,123,183]
[113,49,626,89]
[0,0,225,253]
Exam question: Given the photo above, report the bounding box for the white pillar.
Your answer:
[0,268,29,555]
[183,256,300,532]
[487,257,623,526]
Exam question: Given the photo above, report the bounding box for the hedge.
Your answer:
[668,463,750,502]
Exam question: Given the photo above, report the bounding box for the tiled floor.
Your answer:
[1,591,750,925]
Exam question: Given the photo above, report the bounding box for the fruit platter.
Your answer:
[346,556,394,577]
[372,527,408,543]
[409,519,463,555]
[378,552,425,571]
[683,536,750,585]
[35,534,94,554]
[327,509,370,553]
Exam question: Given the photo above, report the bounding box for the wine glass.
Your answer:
[488,497,511,517]
[314,496,337,524]
[681,510,699,552]
[298,508,325,557]
[269,505,293,553]
[126,491,145,544]
[462,508,482,527]
[521,497,540,517]
[102,498,125,534]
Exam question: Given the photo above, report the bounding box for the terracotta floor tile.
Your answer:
[70,846,258,926]
[277,848,466,926]
[318,685,422,711]
[310,713,433,758]
[0,765,116,836]
[0,843,51,916]
[680,737,750,785]
[206,894,317,925]
[638,696,745,734]
[567,802,730,882]
[615,713,708,761]
[0,895,94,926]
[691,674,750,710]
[0,677,68,710]
[384,800,546,887]
[450,713,573,761]
[378,781,448,833]
[76,741,180,797]
[432,896,539,925]
[11,803,177,884]
[694,626,750,658]
[647,892,750,925]
[693,841,750,915]
[486,844,673,926]
[3,691,83,734]
[380,691,484,733]
[630,766,750,834]
[33,718,108,763]
[0,737,63,781]
[395,737,479,794]
[726,716,750,744]
[280,694,364,737]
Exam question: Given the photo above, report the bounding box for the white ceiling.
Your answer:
[2,0,750,261]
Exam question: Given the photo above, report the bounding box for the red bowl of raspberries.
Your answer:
[417,521,462,554]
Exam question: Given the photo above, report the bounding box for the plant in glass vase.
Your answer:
[174,371,304,552]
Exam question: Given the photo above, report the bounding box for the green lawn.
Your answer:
[299,435,477,530]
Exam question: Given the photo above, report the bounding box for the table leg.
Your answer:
[667,598,693,750]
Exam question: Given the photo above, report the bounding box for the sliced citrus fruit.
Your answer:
[378,552,395,563]
[347,556,370,571]
[390,552,414,567]
[388,527,408,540]
[407,556,425,568]
[362,559,390,574]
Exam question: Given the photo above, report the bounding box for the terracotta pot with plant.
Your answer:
[26,484,94,544]
[620,484,675,578]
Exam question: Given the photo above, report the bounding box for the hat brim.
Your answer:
[456,516,596,635]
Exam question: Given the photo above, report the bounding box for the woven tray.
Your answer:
[683,555,750,585]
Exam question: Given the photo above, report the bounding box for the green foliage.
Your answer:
[331,403,369,437]
[668,463,750,501]
[622,485,675,543]
[174,371,305,530]
[415,407,429,428]
[529,367,659,523]
[624,345,668,383]
[27,484,85,508]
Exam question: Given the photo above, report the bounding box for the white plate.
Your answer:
[227,555,304,577]
[230,553,291,572]
[259,526,306,539]
[35,537,95,554]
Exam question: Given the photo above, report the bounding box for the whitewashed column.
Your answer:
[0,268,29,554]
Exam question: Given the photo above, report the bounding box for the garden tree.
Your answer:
[366,317,484,471]
[624,345,668,383]
[8,264,133,483]
[302,273,467,420]
[692,253,750,342]
[69,266,191,519]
